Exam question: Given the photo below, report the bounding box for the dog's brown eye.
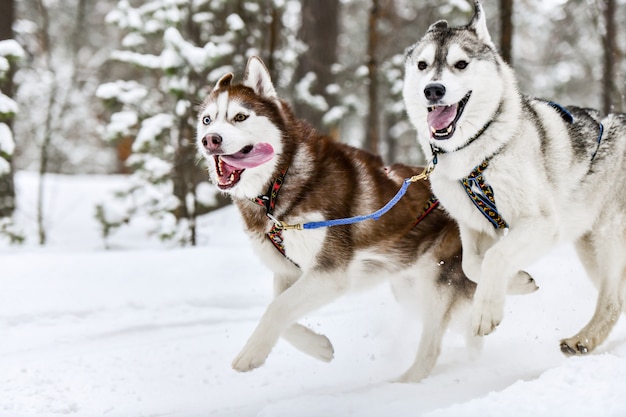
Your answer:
[234,113,248,122]
[202,116,211,125]
[417,61,428,71]
[455,60,468,70]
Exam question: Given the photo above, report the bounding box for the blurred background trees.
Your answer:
[3,0,624,245]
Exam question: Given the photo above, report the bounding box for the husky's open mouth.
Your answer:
[427,92,472,140]
[213,143,274,189]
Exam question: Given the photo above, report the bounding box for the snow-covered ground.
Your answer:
[2,171,626,417]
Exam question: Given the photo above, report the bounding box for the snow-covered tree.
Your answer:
[97,0,300,246]
[0,38,25,243]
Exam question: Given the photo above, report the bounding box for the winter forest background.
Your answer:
[0,0,624,246]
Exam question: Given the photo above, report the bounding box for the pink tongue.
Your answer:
[427,105,458,131]
[220,143,275,169]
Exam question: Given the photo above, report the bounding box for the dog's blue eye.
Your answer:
[454,61,468,70]
[417,61,428,71]
[234,113,248,122]
[202,116,212,125]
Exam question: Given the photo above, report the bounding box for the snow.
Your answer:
[102,111,138,140]
[295,72,329,112]
[133,113,174,152]
[0,57,8,75]
[0,122,15,156]
[0,39,26,60]
[95,80,148,105]
[0,93,19,116]
[0,123,14,175]
[2,171,626,416]
[110,50,161,70]
[226,14,246,31]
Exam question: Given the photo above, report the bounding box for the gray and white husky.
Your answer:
[403,0,626,355]
[196,56,535,382]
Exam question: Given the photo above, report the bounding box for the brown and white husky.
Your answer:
[196,56,536,382]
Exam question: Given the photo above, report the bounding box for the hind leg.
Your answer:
[391,260,466,383]
[232,270,346,371]
[273,273,334,362]
[395,284,452,383]
[560,232,626,355]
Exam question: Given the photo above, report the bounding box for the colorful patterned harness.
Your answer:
[252,168,293,260]
[429,105,509,231]
[460,158,508,230]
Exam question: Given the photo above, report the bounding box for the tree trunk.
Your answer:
[0,0,16,219]
[602,0,618,114]
[364,0,380,154]
[292,0,339,132]
[35,0,54,244]
[499,0,513,66]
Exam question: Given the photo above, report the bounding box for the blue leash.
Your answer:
[301,178,413,229]
[267,163,435,231]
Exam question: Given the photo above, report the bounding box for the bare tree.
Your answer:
[601,0,619,114]
[499,0,513,65]
[364,0,380,154]
[292,0,339,132]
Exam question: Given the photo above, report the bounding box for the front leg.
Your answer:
[232,269,348,372]
[459,226,486,284]
[470,219,557,336]
[460,226,538,295]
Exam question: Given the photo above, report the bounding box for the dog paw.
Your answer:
[507,270,539,295]
[283,324,334,362]
[231,341,273,372]
[560,338,590,356]
[471,299,503,336]
[232,351,267,372]
[306,333,334,362]
[394,367,430,383]
[472,313,499,336]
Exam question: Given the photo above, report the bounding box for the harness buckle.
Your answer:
[280,223,304,230]
[266,213,303,230]
[408,158,436,183]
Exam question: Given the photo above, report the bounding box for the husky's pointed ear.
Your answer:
[427,20,448,33]
[469,0,494,46]
[243,56,277,99]
[213,73,233,92]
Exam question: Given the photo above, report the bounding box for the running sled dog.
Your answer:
[403,0,626,355]
[196,56,535,381]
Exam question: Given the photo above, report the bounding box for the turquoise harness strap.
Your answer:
[460,158,509,230]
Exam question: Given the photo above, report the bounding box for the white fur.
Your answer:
[404,1,626,354]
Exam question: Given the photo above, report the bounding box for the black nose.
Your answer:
[424,83,446,101]
[202,133,222,151]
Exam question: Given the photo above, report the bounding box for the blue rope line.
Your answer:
[301,178,413,230]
